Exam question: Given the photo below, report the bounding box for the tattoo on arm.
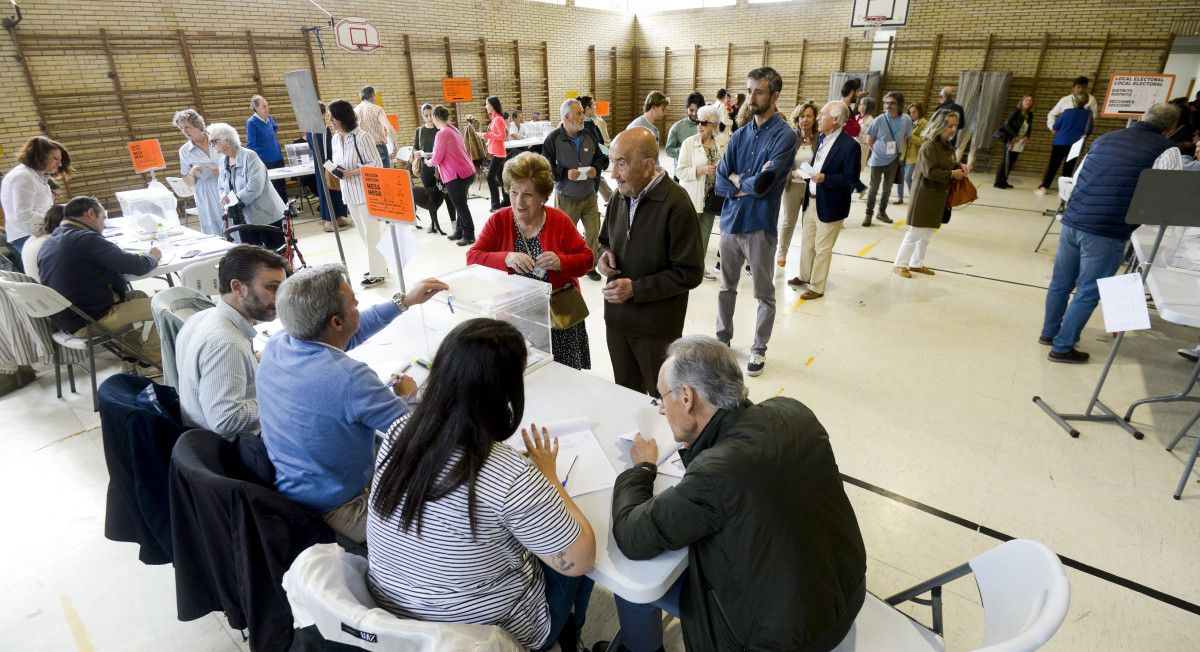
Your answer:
[552,550,576,573]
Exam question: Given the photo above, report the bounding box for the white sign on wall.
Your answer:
[334,17,382,53]
[1102,74,1175,118]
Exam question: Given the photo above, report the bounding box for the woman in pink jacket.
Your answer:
[429,105,477,245]
[483,96,510,212]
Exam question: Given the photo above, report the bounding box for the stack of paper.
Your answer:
[507,417,616,497]
[618,406,685,477]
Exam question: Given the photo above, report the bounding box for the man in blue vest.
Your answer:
[1040,103,1181,363]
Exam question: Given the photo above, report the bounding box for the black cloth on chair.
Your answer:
[169,430,335,652]
[100,373,187,565]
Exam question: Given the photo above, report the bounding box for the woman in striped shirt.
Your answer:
[367,318,596,651]
[328,99,388,287]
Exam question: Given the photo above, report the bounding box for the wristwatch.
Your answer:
[634,462,657,479]
[391,291,407,312]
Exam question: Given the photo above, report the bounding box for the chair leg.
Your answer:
[67,361,76,393]
[53,345,63,399]
[1173,434,1200,500]
[88,340,99,412]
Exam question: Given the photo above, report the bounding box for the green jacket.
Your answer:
[612,397,866,651]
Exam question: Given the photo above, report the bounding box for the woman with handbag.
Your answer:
[675,104,727,281]
[430,105,478,245]
[467,152,594,369]
[993,95,1034,189]
[893,108,970,278]
[328,99,388,287]
[770,101,817,274]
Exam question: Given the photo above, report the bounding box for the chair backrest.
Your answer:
[179,259,222,296]
[283,544,524,652]
[0,278,72,318]
[969,539,1070,651]
[150,286,215,388]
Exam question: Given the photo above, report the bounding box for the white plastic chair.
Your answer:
[179,258,222,296]
[150,286,215,388]
[833,539,1070,652]
[0,279,155,411]
[283,543,525,652]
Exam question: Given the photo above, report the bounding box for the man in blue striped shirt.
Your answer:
[714,67,797,377]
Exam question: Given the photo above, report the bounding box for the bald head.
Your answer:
[940,86,956,102]
[610,128,660,197]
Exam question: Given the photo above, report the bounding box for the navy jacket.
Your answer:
[38,219,159,333]
[803,131,861,222]
[1063,121,1176,240]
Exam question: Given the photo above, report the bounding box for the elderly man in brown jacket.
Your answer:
[597,128,704,396]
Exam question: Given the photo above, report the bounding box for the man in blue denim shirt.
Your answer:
[714,67,797,377]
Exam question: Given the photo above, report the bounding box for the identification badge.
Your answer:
[885,141,897,155]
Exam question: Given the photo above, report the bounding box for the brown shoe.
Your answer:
[800,289,823,300]
[862,216,872,227]
[787,277,808,287]
[894,266,912,278]
[336,217,353,229]
[910,266,935,276]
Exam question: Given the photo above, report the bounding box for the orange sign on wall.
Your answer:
[128,139,166,173]
[386,113,400,131]
[442,77,472,103]
[362,167,416,222]
[594,101,610,117]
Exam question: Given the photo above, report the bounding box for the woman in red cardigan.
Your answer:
[467,152,595,369]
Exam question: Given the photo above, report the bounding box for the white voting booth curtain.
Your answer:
[828,71,882,104]
[957,71,1012,152]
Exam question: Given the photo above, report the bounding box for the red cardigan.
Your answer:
[466,206,594,290]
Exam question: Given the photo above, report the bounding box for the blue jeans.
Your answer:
[610,574,686,652]
[903,162,916,195]
[1041,225,1126,353]
[533,562,595,652]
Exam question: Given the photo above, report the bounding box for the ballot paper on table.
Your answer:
[1066,137,1084,162]
[507,417,616,497]
[618,406,684,465]
[374,224,419,271]
[1097,273,1151,333]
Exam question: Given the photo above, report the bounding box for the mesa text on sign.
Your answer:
[442,78,472,103]
[362,167,416,222]
[128,139,166,173]
[1102,74,1176,118]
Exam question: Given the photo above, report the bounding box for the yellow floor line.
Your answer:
[789,296,806,311]
[805,356,815,367]
[774,387,786,396]
[60,595,94,652]
[856,243,876,257]
[894,219,906,228]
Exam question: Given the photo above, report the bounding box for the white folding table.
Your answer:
[103,216,235,281]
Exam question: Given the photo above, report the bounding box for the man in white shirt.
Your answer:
[798,101,860,300]
[355,85,397,168]
[175,245,287,435]
[1046,76,1099,132]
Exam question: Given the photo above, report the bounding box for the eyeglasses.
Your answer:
[697,121,712,126]
[649,386,683,406]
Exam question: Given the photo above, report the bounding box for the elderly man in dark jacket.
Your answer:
[597,128,703,396]
[596,335,866,652]
[544,98,610,280]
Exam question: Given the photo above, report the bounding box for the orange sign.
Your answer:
[362,167,416,222]
[128,139,166,173]
[442,77,472,103]
[595,101,610,117]
[386,113,400,131]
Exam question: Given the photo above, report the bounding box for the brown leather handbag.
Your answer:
[550,283,589,330]
[946,175,978,208]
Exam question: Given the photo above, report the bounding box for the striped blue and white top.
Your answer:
[366,425,580,649]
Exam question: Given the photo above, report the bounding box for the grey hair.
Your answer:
[206,122,240,147]
[250,94,266,111]
[696,104,720,123]
[664,335,746,411]
[858,96,876,116]
[883,91,905,108]
[276,263,349,342]
[821,100,849,125]
[360,85,376,101]
[940,86,956,101]
[923,108,959,140]
[172,109,206,131]
[560,99,582,122]
[1141,103,1181,133]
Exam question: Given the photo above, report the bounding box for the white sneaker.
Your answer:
[703,269,717,281]
[1034,187,1047,196]
[747,354,765,377]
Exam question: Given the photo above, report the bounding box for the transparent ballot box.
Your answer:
[115,181,179,229]
[418,265,553,373]
[1167,226,1200,274]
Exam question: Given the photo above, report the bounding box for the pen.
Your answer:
[447,296,454,313]
[561,455,579,488]
[413,357,431,370]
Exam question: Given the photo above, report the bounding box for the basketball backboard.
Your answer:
[850,0,910,27]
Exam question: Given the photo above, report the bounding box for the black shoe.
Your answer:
[1038,335,1053,345]
[448,233,462,241]
[993,183,1009,189]
[877,212,893,224]
[361,275,385,288]
[861,217,872,227]
[1048,348,1090,364]
[586,271,602,281]
[1178,347,1200,363]
[457,238,475,246]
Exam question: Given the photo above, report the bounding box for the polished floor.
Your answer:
[2,169,1198,651]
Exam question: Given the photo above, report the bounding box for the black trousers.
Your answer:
[994,145,1021,186]
[606,329,675,397]
[1039,145,1077,189]
[264,159,288,203]
[487,156,509,209]
[418,165,452,227]
[444,176,474,239]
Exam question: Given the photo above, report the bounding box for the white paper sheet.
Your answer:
[658,450,685,478]
[507,417,617,498]
[1097,273,1151,333]
[322,159,339,173]
[441,272,512,303]
[797,161,817,180]
[165,176,194,198]
[221,191,240,207]
[618,406,683,465]
[374,223,419,272]
[1067,137,1084,162]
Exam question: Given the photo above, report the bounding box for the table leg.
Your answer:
[1124,358,1200,421]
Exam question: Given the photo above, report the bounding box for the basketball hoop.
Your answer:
[861,15,886,39]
